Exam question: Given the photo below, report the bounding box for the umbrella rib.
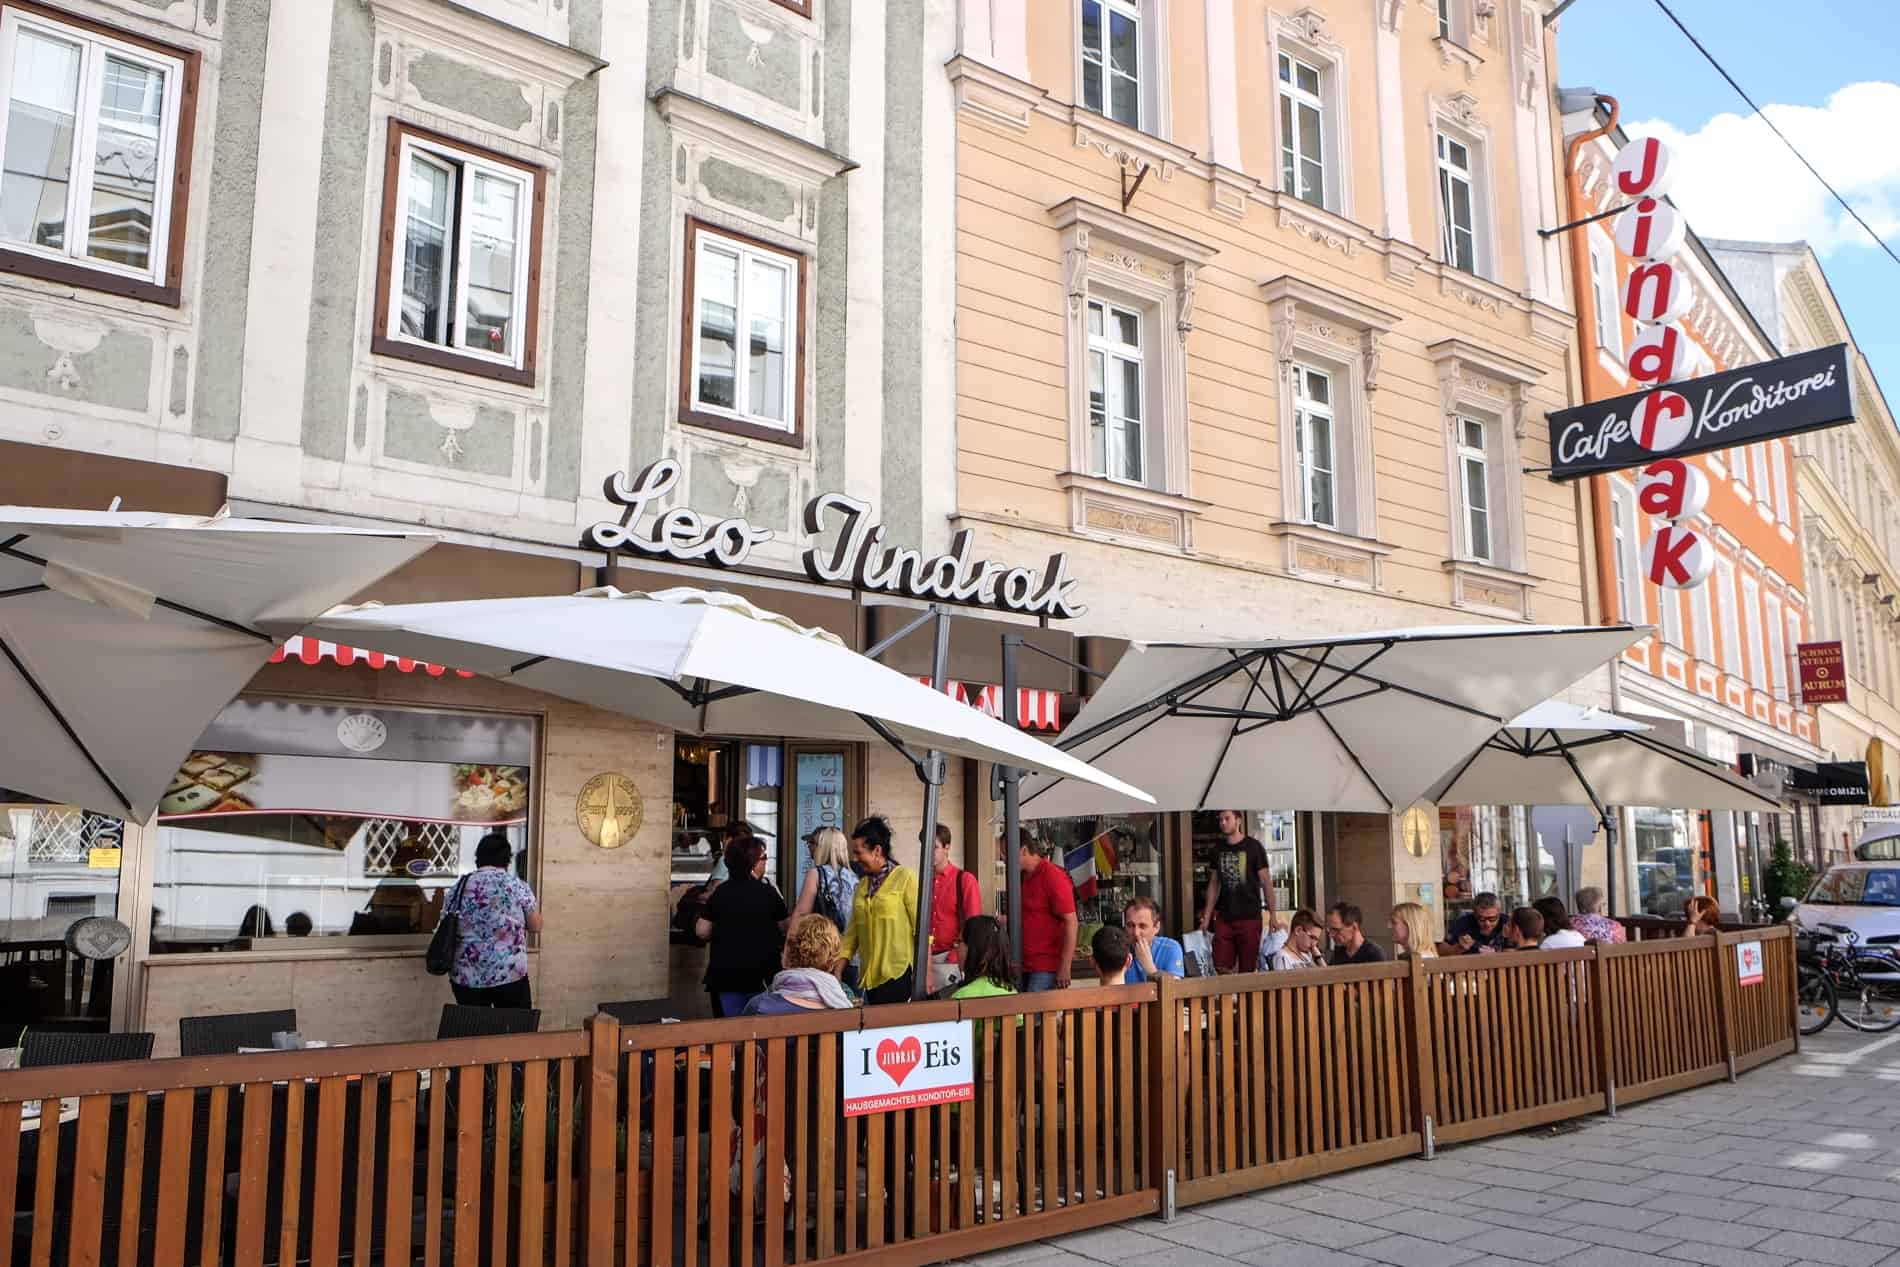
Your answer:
[508,655,549,675]
[1276,645,1507,723]
[1309,701,1393,811]
[1624,732,1773,803]
[1196,652,1266,810]
[1552,732,1611,828]
[1,540,271,642]
[1055,648,1271,752]
[856,713,929,783]
[1432,735,1498,803]
[0,631,133,815]
[1022,705,1181,809]
[0,583,48,600]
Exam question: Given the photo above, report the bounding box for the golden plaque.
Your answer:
[576,772,643,849]
[1400,805,1435,859]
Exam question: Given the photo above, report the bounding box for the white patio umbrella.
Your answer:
[1,506,436,819]
[282,586,1153,803]
[1018,624,1645,818]
[1427,700,1779,816]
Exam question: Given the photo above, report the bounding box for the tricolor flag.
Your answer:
[1065,841,1098,902]
[1094,832,1119,879]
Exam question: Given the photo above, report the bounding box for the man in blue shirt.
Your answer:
[1121,896,1185,983]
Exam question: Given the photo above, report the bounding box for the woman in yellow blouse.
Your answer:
[839,815,919,1004]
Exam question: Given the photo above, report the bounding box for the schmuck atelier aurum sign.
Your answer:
[1544,136,1855,593]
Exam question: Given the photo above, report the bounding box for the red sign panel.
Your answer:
[1799,641,1848,704]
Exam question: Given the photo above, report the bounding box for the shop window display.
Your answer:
[1635,806,1694,915]
[1190,809,1304,920]
[1440,805,1550,919]
[149,697,535,951]
[1034,813,1164,957]
[1,801,124,942]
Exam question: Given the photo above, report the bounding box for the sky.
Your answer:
[1555,0,1900,402]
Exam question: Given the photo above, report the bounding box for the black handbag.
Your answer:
[425,876,469,976]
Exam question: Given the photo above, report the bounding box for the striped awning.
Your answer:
[917,679,1062,731]
[270,637,475,678]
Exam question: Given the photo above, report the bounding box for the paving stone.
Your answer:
[1369,1209,1496,1244]
[1265,1213,1391,1250]
[1729,1184,1854,1212]
[1849,1221,1900,1248]
[1281,1189,1410,1221]
[1568,1224,1686,1254]
[1143,1214,1280,1256]
[1723,1164,1828,1189]
[1195,1196,1309,1230]
[1752,1231,1893,1267]
[1646,1191,1765,1221]
[1656,1243,1798,1267]
[1555,1200,1674,1232]
[1743,1205,1869,1236]
[1232,1244,1373,1267]
[1560,1246,1689,1267]
[969,1248,1089,1266]
[1456,1226,1590,1263]
[1042,1225,1179,1261]
[1460,1186,1571,1217]
[1352,1232,1482,1267]
[1648,1215,1780,1249]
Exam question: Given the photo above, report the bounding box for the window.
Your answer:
[1277,52,1325,209]
[1437,0,1453,39]
[1741,572,1765,690]
[1087,298,1146,484]
[1081,0,1140,128]
[375,122,543,384]
[1456,417,1490,562]
[1436,131,1477,275]
[1717,555,1742,673]
[1770,441,1792,526]
[1691,574,1714,662]
[1611,482,1641,624]
[1588,233,1621,358]
[1786,607,1804,689]
[1660,584,1683,650]
[1765,591,1788,700]
[0,6,194,303]
[1293,364,1337,527]
[1751,444,1772,513]
[680,218,805,444]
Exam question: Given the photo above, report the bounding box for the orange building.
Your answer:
[1560,103,1822,915]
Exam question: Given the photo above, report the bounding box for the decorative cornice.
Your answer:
[1071,114,1190,182]
[1276,198,1369,258]
[653,89,857,185]
[368,0,605,87]
[1426,338,1544,387]
[945,55,1046,135]
[1260,276,1402,333]
[1435,37,1484,84]
[1048,198,1219,267]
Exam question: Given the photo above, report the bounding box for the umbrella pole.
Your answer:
[911,608,952,1001]
[1002,634,1024,977]
[1552,733,1619,914]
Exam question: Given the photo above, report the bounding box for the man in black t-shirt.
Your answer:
[1439,892,1507,955]
[1325,902,1387,966]
[1198,810,1279,973]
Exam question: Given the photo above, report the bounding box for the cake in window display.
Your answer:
[1442,812,1472,903]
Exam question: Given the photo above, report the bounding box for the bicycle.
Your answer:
[1799,925,1900,1035]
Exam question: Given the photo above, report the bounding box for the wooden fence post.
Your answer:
[1589,947,1616,1117]
[584,1012,621,1266]
[1405,956,1437,1158]
[1710,936,1738,1082]
[1148,975,1181,1219]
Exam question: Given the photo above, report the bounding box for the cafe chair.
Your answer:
[437,1004,540,1040]
[597,998,676,1026]
[20,1029,154,1067]
[178,1009,299,1057]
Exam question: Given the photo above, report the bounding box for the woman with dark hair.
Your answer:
[839,816,919,1005]
[696,834,789,1016]
[950,915,1017,1041]
[446,830,543,1008]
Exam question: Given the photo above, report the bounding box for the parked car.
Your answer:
[1789,863,1900,983]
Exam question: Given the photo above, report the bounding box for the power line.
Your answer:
[1650,0,1900,271]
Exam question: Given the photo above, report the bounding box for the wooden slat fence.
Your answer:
[1,928,1798,1266]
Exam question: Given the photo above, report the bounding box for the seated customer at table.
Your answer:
[1534,897,1586,949]
[1439,892,1507,955]
[951,915,1019,1042]
[1271,909,1327,970]
[1504,906,1545,950]
[1092,924,1133,985]
[1121,896,1185,983]
[1326,903,1387,965]
[1570,887,1625,944]
[744,914,854,1014]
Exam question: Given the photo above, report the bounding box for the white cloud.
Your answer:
[1626,81,1900,254]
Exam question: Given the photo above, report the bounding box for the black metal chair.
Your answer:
[178,1009,299,1056]
[436,1004,539,1039]
[20,1029,154,1067]
[597,998,677,1026]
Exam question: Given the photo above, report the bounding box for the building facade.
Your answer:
[948,0,1597,941]
[1710,239,1900,868]
[1561,108,1821,917]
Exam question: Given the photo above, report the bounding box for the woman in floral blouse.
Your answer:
[448,831,544,1007]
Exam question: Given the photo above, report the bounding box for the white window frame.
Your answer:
[1588,230,1622,360]
[1691,569,1715,662]
[1292,363,1339,529]
[1435,129,1482,277]
[1770,441,1792,527]
[1786,606,1805,689]
[1610,481,1642,625]
[0,7,185,287]
[1080,0,1143,130]
[1659,582,1684,650]
[386,133,536,372]
[1277,51,1326,209]
[1765,590,1788,701]
[1456,416,1491,563]
[1086,297,1148,486]
[1437,0,1454,39]
[685,223,802,435]
[1741,570,1765,690]
[1750,444,1772,515]
[1717,555,1742,674]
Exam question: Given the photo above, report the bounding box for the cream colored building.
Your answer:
[946,0,1599,937]
[1711,239,1900,868]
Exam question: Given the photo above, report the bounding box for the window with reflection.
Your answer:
[149,698,536,952]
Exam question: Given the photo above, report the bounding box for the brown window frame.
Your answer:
[0,1,200,307]
[371,119,546,388]
[769,0,813,17]
[678,216,807,449]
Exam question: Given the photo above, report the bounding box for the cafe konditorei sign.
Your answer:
[1547,343,1854,482]
[583,460,1085,619]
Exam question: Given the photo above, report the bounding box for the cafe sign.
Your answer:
[842,1020,974,1117]
[584,460,1084,619]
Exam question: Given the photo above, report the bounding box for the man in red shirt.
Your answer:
[926,823,981,992]
[1017,832,1078,991]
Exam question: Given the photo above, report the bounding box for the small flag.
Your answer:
[1065,841,1098,902]
[1094,832,1118,878]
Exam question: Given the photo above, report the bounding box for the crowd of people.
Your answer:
[683,810,1718,1016]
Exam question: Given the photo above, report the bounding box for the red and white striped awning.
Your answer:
[917,679,1062,731]
[270,637,475,678]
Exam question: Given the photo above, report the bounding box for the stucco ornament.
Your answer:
[428,397,477,463]
[720,457,764,515]
[33,314,105,393]
[739,17,774,68]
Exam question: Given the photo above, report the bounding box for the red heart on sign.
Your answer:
[875,1037,922,1086]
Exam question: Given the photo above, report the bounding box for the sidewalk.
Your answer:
[962,1026,1900,1267]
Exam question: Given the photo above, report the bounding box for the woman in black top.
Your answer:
[695,836,789,1017]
